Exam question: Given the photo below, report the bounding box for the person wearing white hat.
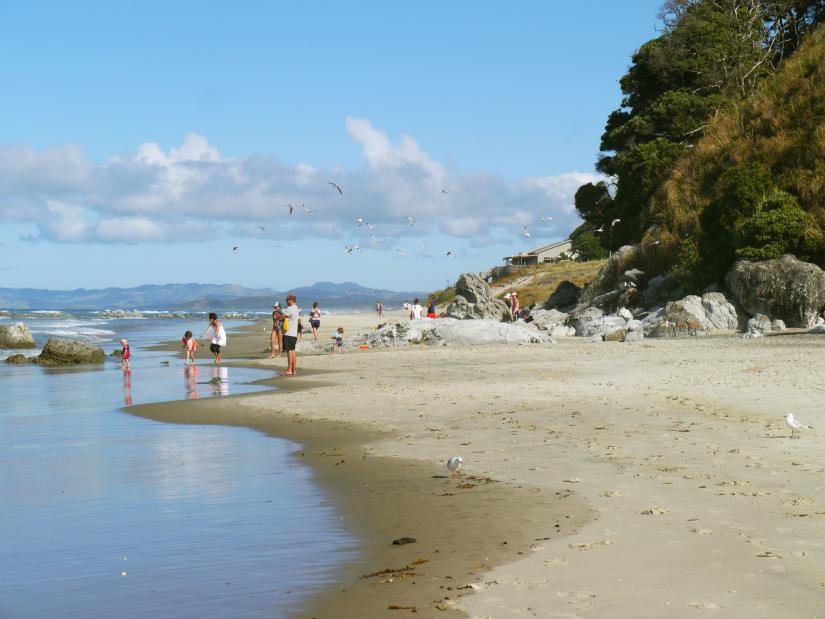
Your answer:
[269,302,284,358]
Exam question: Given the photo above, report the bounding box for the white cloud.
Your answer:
[0,118,601,244]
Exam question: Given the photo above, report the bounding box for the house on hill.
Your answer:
[503,239,574,266]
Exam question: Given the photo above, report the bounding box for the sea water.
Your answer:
[0,316,357,618]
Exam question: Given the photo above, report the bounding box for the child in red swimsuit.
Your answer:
[120,338,131,371]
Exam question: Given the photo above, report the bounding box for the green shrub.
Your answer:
[736,190,809,260]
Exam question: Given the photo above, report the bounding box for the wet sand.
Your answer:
[142,313,825,617]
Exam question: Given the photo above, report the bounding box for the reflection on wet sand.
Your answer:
[122,369,132,406]
[184,364,200,400]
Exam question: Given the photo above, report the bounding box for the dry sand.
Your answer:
[143,312,825,617]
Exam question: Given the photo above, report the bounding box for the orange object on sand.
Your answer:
[359,344,369,350]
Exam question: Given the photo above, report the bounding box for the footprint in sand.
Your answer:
[686,601,720,609]
[569,539,613,551]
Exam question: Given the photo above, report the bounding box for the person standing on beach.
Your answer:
[269,303,283,358]
[200,312,226,363]
[376,299,384,319]
[310,302,321,340]
[510,291,521,320]
[410,298,422,320]
[426,296,437,319]
[120,338,131,371]
[282,294,300,376]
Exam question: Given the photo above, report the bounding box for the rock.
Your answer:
[577,245,641,307]
[0,323,36,349]
[361,318,550,348]
[664,292,739,333]
[809,324,825,334]
[392,537,417,546]
[550,324,577,337]
[445,273,511,321]
[543,281,582,311]
[604,327,627,342]
[617,307,633,323]
[111,349,123,357]
[36,338,106,366]
[771,319,786,332]
[529,309,568,332]
[5,354,29,364]
[624,329,645,342]
[747,314,772,335]
[726,255,825,328]
[817,315,825,326]
[568,306,626,337]
[627,319,644,332]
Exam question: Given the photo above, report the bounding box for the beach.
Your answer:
[138,312,825,617]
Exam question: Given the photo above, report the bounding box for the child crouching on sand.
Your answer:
[181,330,198,365]
[331,327,344,354]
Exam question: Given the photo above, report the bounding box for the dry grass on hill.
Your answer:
[491,260,606,307]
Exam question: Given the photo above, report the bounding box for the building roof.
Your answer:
[504,239,571,260]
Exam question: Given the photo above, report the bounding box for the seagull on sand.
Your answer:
[786,413,813,439]
[286,204,294,215]
[328,181,343,195]
[522,226,531,238]
[446,456,463,475]
[406,216,415,226]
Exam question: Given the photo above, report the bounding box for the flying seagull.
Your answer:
[595,225,605,233]
[345,245,361,254]
[328,181,343,195]
[256,225,266,231]
[370,234,383,245]
[417,243,428,252]
[406,216,415,226]
[232,246,239,254]
[541,216,553,222]
[366,223,375,230]
[611,218,621,227]
[446,250,455,257]
[286,204,294,215]
[522,226,531,238]
[786,413,813,439]
[355,218,364,226]
[446,456,463,475]
[396,249,409,258]
[440,188,448,194]
[302,204,315,214]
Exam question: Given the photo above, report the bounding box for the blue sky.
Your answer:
[0,1,664,292]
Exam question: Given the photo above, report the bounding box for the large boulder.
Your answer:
[361,318,550,347]
[567,306,626,337]
[577,245,641,307]
[543,281,582,311]
[445,273,511,321]
[726,255,825,328]
[664,292,739,332]
[747,314,772,335]
[5,354,29,364]
[0,323,36,349]
[36,338,106,366]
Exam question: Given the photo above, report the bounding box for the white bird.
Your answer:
[446,456,463,475]
[232,246,239,254]
[417,243,428,252]
[595,225,605,233]
[256,225,266,231]
[396,249,409,258]
[286,204,294,215]
[611,218,621,226]
[522,226,531,238]
[786,413,813,439]
[302,204,315,214]
[328,181,343,194]
[355,218,364,226]
[541,216,553,222]
[440,188,448,194]
[406,216,415,226]
[367,223,375,230]
[370,235,383,245]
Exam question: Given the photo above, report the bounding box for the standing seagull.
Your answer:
[446,456,463,476]
[328,181,343,195]
[522,226,531,238]
[786,413,813,439]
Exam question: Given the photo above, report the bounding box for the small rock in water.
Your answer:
[160,361,170,366]
[392,537,417,546]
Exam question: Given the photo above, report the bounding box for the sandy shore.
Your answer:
[141,312,825,617]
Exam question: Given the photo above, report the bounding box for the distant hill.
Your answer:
[0,281,423,310]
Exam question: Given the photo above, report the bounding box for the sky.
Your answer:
[0,0,665,292]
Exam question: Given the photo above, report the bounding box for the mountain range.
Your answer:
[0,282,425,310]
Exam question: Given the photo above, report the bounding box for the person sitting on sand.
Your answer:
[282,294,300,375]
[332,327,344,354]
[270,303,283,358]
[310,302,321,340]
[200,312,226,364]
[181,330,198,365]
[120,338,131,371]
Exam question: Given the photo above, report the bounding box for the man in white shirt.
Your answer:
[282,293,301,375]
[410,298,423,320]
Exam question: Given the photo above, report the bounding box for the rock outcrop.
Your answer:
[362,318,550,348]
[543,281,582,312]
[445,273,511,321]
[726,255,825,328]
[568,306,627,338]
[36,338,106,366]
[747,314,772,335]
[5,354,29,364]
[0,323,36,349]
[576,245,642,310]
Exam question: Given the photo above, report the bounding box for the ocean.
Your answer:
[0,313,357,618]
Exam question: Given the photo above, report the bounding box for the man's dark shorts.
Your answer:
[283,335,297,352]
[210,343,221,354]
